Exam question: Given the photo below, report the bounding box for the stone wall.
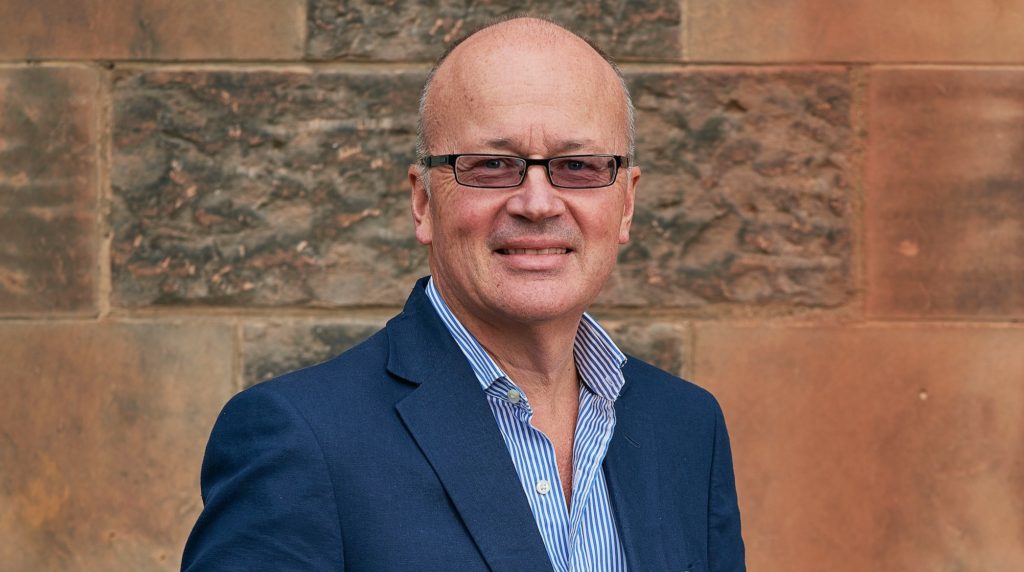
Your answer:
[1,1,1022,570]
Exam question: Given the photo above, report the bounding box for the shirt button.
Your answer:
[507,389,521,404]
[535,479,551,495]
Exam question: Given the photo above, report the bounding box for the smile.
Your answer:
[497,248,571,255]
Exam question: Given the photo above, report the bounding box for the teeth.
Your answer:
[504,248,569,255]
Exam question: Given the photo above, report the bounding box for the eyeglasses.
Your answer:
[420,154,629,189]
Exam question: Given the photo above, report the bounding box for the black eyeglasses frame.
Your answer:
[419,153,630,189]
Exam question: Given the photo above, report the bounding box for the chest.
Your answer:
[531,398,579,501]
[483,385,629,570]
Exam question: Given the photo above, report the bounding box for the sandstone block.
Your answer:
[307,0,681,61]
[686,0,1024,63]
[602,69,854,309]
[694,324,1024,571]
[0,321,234,571]
[242,318,386,387]
[112,67,854,311]
[111,69,427,307]
[0,0,305,60]
[866,68,1024,319]
[0,66,99,316]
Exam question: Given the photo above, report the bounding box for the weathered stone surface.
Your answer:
[866,68,1024,319]
[242,318,386,387]
[0,321,234,571]
[307,0,681,61]
[112,68,853,310]
[111,69,427,307]
[601,69,854,308]
[686,0,1024,63]
[599,319,689,376]
[0,0,305,60]
[694,324,1024,571]
[0,66,99,316]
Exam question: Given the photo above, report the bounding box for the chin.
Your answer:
[491,283,594,324]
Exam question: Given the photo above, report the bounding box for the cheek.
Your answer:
[432,196,498,250]
[577,201,626,244]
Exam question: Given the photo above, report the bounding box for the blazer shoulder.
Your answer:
[242,326,397,414]
[623,355,720,405]
[620,355,725,425]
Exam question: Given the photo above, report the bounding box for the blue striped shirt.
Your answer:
[425,278,629,572]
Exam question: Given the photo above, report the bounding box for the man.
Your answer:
[183,17,744,572]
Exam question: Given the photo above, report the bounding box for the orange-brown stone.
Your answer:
[0,0,305,60]
[693,323,1024,571]
[865,68,1024,319]
[0,321,234,571]
[0,66,99,316]
[686,0,1024,63]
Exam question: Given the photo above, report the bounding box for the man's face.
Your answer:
[411,32,639,328]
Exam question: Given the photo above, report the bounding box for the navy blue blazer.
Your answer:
[182,278,745,571]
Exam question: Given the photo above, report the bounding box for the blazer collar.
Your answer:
[387,278,554,572]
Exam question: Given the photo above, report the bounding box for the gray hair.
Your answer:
[415,17,636,192]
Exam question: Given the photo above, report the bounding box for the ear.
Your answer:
[618,165,640,244]
[409,164,433,245]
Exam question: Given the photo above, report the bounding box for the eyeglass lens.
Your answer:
[454,155,616,188]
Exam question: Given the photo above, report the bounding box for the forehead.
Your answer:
[426,28,628,154]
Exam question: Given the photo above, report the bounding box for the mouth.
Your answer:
[496,247,572,255]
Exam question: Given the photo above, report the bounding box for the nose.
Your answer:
[505,164,566,222]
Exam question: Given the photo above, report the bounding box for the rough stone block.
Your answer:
[686,0,1024,63]
[866,68,1024,319]
[598,319,689,377]
[307,0,681,61]
[0,321,234,571]
[242,318,386,387]
[693,324,1024,571]
[601,69,854,309]
[0,0,306,60]
[111,69,427,307]
[0,66,99,316]
[112,67,853,311]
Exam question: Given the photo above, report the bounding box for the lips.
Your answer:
[497,247,571,255]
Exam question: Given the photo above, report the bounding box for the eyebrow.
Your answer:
[483,138,593,154]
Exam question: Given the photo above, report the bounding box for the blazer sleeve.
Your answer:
[707,400,746,572]
[181,385,345,571]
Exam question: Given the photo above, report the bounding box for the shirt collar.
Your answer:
[425,277,627,401]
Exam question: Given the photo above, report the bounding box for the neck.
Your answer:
[436,285,583,399]
[478,320,580,400]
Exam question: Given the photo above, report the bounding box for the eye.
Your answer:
[565,160,585,171]
[483,158,504,169]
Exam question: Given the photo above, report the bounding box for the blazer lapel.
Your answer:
[604,385,671,571]
[388,282,554,572]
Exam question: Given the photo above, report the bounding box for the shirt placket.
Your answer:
[566,389,616,572]
[426,280,628,571]
[488,377,573,572]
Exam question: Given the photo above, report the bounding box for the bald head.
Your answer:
[416,18,634,169]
